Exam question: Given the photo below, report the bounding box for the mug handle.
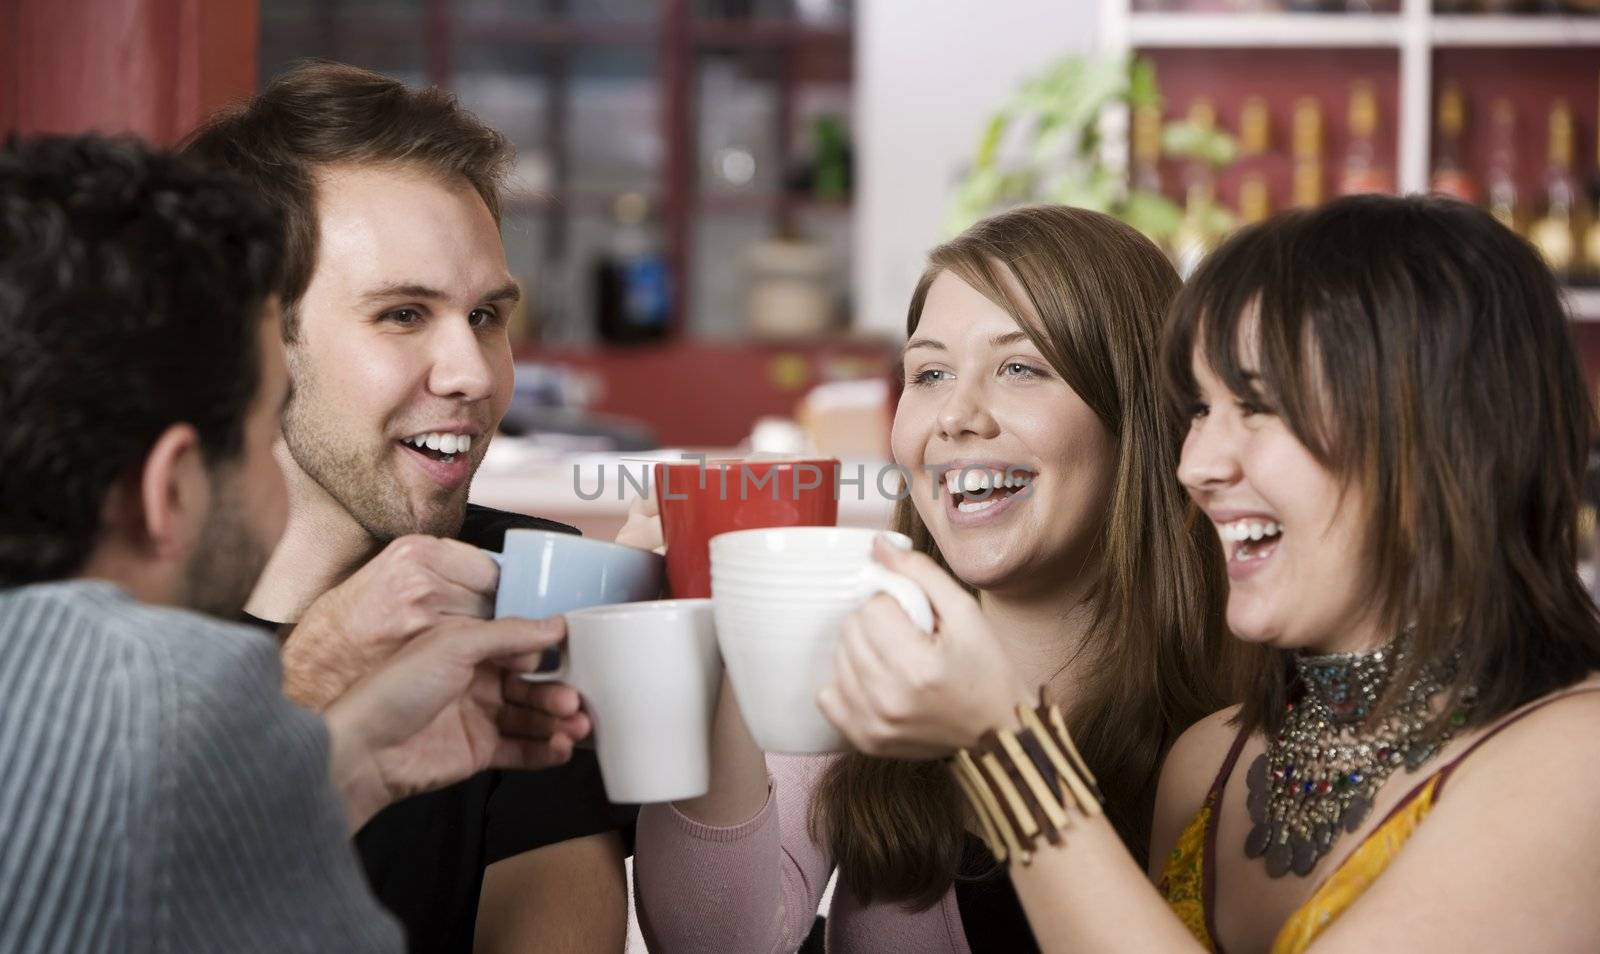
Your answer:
[481,549,572,684]
[858,563,934,634]
[516,642,570,684]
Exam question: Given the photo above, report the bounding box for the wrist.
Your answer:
[949,693,1104,867]
[323,700,391,833]
[971,681,1037,744]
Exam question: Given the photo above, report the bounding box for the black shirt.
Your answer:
[244,504,638,954]
[955,833,1040,954]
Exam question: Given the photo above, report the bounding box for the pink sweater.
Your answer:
[634,754,974,954]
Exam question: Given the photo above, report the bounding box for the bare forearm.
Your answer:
[280,618,364,712]
[672,673,771,826]
[476,833,627,954]
[1008,813,1205,954]
[322,703,388,833]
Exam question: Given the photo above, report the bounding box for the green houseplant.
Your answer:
[945,54,1238,251]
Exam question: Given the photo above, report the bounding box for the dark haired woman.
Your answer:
[631,205,1237,952]
[823,194,1600,952]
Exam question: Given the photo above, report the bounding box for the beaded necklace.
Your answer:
[1243,636,1474,878]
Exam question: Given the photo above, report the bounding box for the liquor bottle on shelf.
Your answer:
[1131,103,1164,197]
[1338,80,1394,197]
[594,192,671,345]
[1172,99,1221,279]
[1582,74,1600,286]
[1291,97,1324,209]
[1430,82,1478,203]
[1485,98,1519,234]
[1236,97,1273,226]
[1528,100,1578,281]
[1239,176,1272,226]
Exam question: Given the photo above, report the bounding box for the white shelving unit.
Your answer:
[1124,12,1405,46]
[1097,0,1600,319]
[1568,288,1600,321]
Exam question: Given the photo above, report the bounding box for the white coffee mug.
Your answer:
[710,528,932,754]
[526,599,721,803]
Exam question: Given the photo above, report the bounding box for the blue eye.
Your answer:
[1002,362,1043,379]
[908,368,949,387]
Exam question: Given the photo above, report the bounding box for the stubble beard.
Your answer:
[279,370,470,544]
[181,468,274,620]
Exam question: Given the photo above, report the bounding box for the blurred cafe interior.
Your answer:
[10,3,1600,952]
[8,0,1600,546]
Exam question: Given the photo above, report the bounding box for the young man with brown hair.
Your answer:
[182,63,631,953]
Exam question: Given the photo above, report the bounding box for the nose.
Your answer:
[1177,417,1242,495]
[936,376,1000,441]
[426,314,497,402]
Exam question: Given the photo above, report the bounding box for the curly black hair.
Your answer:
[0,134,284,587]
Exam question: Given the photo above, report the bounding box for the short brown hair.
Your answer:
[180,61,513,339]
[1163,194,1600,739]
[812,206,1238,908]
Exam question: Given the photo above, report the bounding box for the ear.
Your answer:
[136,423,212,563]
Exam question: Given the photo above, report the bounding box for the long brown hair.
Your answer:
[1162,194,1600,739]
[812,205,1237,909]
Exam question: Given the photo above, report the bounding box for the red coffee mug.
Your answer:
[655,458,841,598]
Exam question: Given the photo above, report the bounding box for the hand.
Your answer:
[614,482,664,554]
[323,615,588,830]
[817,536,1034,760]
[282,535,500,710]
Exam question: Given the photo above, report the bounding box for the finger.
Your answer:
[446,616,567,665]
[490,733,575,772]
[426,581,497,620]
[830,623,882,726]
[502,677,584,716]
[415,536,503,595]
[838,611,898,694]
[497,703,589,742]
[871,536,976,624]
[816,686,861,747]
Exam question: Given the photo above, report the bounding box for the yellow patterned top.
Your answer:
[1157,791,1217,952]
[1158,771,1443,954]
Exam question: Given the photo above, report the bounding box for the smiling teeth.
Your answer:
[1217,520,1282,543]
[402,432,472,454]
[942,468,1035,495]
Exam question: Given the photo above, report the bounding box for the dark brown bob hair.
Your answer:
[1162,193,1600,738]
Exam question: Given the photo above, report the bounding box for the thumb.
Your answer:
[447,616,567,667]
[872,535,978,627]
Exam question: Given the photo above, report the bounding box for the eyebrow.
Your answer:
[358,281,522,307]
[901,330,1032,358]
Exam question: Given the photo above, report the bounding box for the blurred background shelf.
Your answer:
[1569,287,1600,321]
[1430,15,1600,46]
[1125,13,1405,47]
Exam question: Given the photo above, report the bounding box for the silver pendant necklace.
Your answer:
[1242,635,1473,878]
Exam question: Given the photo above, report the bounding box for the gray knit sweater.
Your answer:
[0,580,403,953]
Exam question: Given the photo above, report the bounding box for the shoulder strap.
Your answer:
[1207,721,1253,801]
[1435,678,1600,797]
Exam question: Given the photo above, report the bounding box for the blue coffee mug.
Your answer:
[484,529,665,622]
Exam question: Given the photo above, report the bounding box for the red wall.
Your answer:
[2,0,257,146]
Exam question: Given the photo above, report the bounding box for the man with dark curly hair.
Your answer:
[0,133,578,952]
